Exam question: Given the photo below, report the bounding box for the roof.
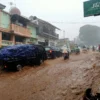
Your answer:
[1,10,10,15]
[11,14,30,22]
[38,18,60,30]
[11,14,38,27]
[29,21,38,27]
[1,10,29,21]
[58,38,69,41]
[0,3,6,10]
[19,15,30,22]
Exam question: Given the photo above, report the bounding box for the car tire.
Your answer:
[52,54,56,59]
[36,58,43,66]
[16,64,22,71]
[39,58,44,65]
[40,59,43,64]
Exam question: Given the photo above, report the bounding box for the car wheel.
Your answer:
[39,58,44,65]
[16,64,22,71]
[36,58,43,66]
[52,54,56,59]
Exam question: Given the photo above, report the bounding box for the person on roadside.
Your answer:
[92,46,95,51]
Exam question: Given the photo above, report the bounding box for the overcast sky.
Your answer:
[1,0,100,40]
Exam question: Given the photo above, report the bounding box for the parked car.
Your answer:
[55,48,62,57]
[0,44,47,71]
[45,46,62,59]
[82,46,88,53]
[75,47,80,54]
[34,44,47,62]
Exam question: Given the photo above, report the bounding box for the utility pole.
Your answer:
[63,30,65,39]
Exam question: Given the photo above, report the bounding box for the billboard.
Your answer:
[84,0,100,17]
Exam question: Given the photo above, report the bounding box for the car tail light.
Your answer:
[4,65,7,68]
[49,50,52,53]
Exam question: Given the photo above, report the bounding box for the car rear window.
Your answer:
[45,47,50,51]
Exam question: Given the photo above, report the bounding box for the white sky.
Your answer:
[1,0,100,40]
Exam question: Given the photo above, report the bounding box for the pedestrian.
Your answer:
[92,46,95,51]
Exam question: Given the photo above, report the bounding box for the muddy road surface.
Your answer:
[0,52,100,100]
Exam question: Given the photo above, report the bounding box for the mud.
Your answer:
[0,52,100,100]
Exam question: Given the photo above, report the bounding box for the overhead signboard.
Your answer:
[84,0,100,17]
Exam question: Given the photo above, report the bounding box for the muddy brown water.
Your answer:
[0,52,100,100]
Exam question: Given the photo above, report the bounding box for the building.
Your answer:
[56,38,71,52]
[69,40,77,50]
[29,16,59,46]
[0,4,37,47]
[0,4,60,48]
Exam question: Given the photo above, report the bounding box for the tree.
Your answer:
[79,25,100,46]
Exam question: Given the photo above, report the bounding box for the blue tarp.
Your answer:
[0,44,38,61]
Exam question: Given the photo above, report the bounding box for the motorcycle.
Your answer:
[63,52,69,60]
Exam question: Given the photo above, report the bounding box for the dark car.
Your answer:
[0,44,47,71]
[34,44,47,62]
[75,47,80,54]
[54,47,62,57]
[45,46,62,59]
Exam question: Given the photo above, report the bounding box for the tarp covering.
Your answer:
[0,44,38,61]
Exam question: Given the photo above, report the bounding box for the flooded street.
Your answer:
[0,52,100,100]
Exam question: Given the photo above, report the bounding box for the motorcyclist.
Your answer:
[62,48,69,60]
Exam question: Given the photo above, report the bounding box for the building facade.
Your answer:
[29,16,59,46]
[56,38,71,52]
[0,4,37,47]
[0,9,13,47]
[0,4,60,48]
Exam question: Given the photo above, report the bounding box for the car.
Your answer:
[34,44,47,63]
[55,48,62,57]
[45,46,62,59]
[75,47,80,54]
[45,46,56,59]
[0,44,47,71]
[82,46,88,53]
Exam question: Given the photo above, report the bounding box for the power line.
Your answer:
[50,21,100,24]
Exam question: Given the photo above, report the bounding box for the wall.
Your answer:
[27,25,37,39]
[37,35,45,42]
[37,35,56,46]
[0,11,10,29]
[49,40,56,46]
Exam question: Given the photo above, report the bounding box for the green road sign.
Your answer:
[84,0,100,17]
